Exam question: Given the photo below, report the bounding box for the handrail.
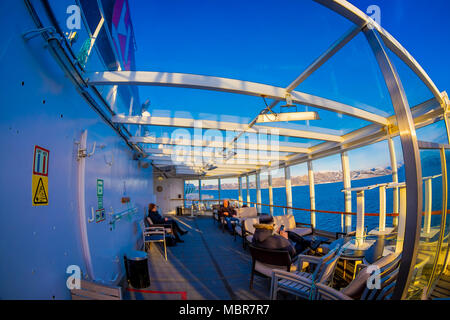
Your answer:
[231,199,399,217]
[175,198,447,217]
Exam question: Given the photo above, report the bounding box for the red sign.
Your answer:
[33,146,50,176]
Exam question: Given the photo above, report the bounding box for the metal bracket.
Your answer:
[22,27,56,41]
[442,91,449,113]
[88,207,95,223]
[77,141,96,160]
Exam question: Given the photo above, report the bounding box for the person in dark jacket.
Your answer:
[252,215,307,258]
[147,203,187,243]
[218,199,239,232]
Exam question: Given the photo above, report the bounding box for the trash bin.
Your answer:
[124,250,150,288]
[176,206,183,216]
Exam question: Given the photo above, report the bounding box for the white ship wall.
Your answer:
[0,1,155,299]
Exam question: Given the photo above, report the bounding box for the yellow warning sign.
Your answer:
[32,175,48,206]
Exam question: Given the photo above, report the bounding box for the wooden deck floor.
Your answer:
[124,216,270,300]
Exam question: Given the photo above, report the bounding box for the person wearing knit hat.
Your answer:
[251,214,298,257]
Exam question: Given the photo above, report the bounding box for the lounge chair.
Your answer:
[248,244,298,290]
[273,214,314,238]
[314,252,402,300]
[140,219,169,260]
[241,217,260,249]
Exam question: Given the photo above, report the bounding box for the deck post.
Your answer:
[198,179,202,202]
[424,178,432,235]
[218,178,221,205]
[379,185,387,232]
[268,170,274,216]
[256,172,262,214]
[308,161,316,228]
[341,152,352,233]
[356,190,365,247]
[388,137,399,227]
[183,180,186,210]
[285,166,293,215]
[246,175,250,207]
[238,176,243,208]
[396,186,407,254]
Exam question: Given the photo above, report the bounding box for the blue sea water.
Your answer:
[198,173,445,233]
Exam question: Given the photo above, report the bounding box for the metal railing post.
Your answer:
[356,190,365,247]
[246,175,250,206]
[285,166,293,215]
[379,185,386,232]
[238,176,243,208]
[256,172,262,213]
[308,161,316,228]
[388,137,399,227]
[396,186,407,254]
[268,170,274,216]
[341,152,352,233]
[424,178,432,235]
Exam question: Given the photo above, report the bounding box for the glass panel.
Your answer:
[348,141,396,231]
[201,179,218,209]
[432,150,450,295]
[184,180,199,209]
[218,178,239,207]
[406,149,444,299]
[130,0,353,86]
[312,154,343,232]
[298,32,394,117]
[248,175,256,207]
[289,163,310,225]
[259,171,270,215]
[271,168,286,216]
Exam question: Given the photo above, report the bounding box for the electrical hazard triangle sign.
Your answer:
[32,175,49,206]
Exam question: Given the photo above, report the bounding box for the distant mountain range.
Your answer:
[203,166,397,190]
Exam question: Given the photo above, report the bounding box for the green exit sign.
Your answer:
[97,179,104,197]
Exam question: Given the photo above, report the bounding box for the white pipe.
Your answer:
[356,190,365,247]
[308,161,316,228]
[341,152,352,233]
[388,137,399,227]
[424,178,432,234]
[285,166,292,215]
[238,176,243,208]
[379,185,386,232]
[256,172,262,213]
[246,175,250,206]
[77,130,95,280]
[268,171,274,216]
[396,186,407,254]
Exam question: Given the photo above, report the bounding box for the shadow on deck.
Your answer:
[124,216,269,300]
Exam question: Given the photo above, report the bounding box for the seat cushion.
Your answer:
[236,207,258,218]
[145,235,164,241]
[277,271,313,295]
[285,215,297,230]
[235,226,242,236]
[246,235,253,243]
[255,261,296,277]
[244,217,259,235]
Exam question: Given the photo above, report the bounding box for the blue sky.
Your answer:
[127,0,450,175]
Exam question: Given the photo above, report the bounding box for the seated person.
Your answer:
[218,199,239,232]
[252,215,309,259]
[147,203,187,243]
